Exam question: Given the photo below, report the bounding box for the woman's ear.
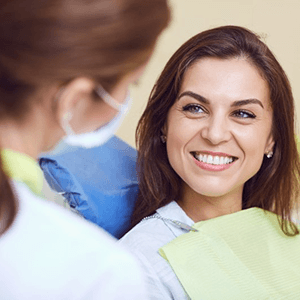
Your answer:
[265,134,275,155]
[160,124,168,143]
[55,77,96,126]
[161,123,168,136]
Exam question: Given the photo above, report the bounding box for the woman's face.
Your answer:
[164,57,274,201]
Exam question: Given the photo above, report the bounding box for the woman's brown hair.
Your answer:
[0,0,170,235]
[133,25,300,236]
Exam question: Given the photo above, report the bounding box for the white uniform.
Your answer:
[119,201,193,300]
[0,181,147,300]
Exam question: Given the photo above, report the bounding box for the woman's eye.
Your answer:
[182,104,205,114]
[233,110,256,119]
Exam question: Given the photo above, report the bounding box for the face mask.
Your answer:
[61,85,131,148]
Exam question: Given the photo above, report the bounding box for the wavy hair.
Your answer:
[133,25,300,236]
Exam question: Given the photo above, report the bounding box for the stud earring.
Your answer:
[160,135,167,143]
[266,151,273,158]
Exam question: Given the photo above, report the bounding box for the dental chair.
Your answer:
[39,136,138,239]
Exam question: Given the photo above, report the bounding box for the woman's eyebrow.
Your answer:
[177,91,209,104]
[178,91,264,109]
[231,99,264,109]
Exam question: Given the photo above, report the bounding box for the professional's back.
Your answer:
[0,180,146,300]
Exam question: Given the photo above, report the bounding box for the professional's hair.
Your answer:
[133,25,300,236]
[0,0,170,235]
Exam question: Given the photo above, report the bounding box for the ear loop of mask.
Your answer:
[95,85,125,112]
[61,111,74,135]
[58,84,127,136]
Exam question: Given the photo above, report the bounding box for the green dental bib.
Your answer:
[159,208,300,300]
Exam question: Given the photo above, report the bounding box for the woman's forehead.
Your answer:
[177,57,271,107]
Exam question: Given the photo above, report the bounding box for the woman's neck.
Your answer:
[0,119,45,160]
[177,183,243,223]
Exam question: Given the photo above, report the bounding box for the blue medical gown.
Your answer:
[39,136,138,239]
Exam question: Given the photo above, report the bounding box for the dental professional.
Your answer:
[0,0,170,299]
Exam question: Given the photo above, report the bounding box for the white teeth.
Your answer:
[194,153,235,165]
[220,157,224,165]
[213,156,220,165]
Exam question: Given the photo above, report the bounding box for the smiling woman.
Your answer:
[164,57,274,221]
[130,26,299,232]
[119,26,300,299]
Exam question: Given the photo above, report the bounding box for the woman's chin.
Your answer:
[185,181,244,200]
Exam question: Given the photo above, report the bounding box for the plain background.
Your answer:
[116,0,300,147]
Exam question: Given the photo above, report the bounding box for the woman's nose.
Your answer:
[200,115,231,145]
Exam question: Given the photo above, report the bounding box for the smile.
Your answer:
[191,152,238,166]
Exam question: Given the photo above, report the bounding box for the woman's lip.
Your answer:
[192,151,236,157]
[191,155,236,172]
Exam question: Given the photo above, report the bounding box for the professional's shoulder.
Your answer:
[0,182,146,300]
[15,181,115,244]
